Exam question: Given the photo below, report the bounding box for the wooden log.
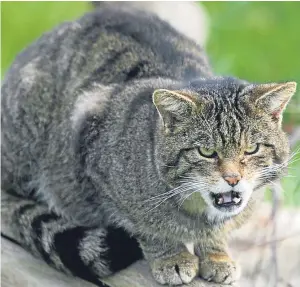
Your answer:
[1,237,228,287]
[2,203,300,287]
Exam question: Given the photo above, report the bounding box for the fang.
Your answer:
[232,197,241,204]
[217,197,224,205]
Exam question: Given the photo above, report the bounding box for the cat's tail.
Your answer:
[1,190,143,286]
[91,1,210,47]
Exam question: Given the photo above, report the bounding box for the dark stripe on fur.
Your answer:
[123,60,151,82]
[103,226,143,272]
[4,186,25,199]
[148,109,159,177]
[90,47,129,77]
[80,48,130,89]
[31,213,60,264]
[121,88,153,137]
[170,148,186,167]
[124,61,146,82]
[75,114,104,182]
[53,227,101,285]
[15,203,36,217]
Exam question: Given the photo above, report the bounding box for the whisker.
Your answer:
[267,180,286,193]
[145,191,183,214]
[177,191,197,211]
[146,185,198,208]
[145,178,208,213]
[144,182,207,203]
[176,187,209,212]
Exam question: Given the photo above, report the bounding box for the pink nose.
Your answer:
[223,173,241,187]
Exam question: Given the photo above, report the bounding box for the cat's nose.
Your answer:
[223,173,241,187]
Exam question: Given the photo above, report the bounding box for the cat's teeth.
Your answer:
[217,197,224,205]
[232,197,241,204]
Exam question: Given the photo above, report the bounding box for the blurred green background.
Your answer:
[1,2,299,204]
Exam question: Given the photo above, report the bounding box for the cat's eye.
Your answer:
[244,144,260,155]
[199,147,218,159]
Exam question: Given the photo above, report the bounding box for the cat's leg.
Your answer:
[195,240,241,284]
[1,191,143,285]
[139,237,199,285]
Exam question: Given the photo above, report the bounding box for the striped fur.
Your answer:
[1,4,296,286]
[1,191,141,286]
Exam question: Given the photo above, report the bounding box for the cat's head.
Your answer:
[153,77,297,222]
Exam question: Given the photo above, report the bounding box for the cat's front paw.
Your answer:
[198,253,240,285]
[150,251,199,285]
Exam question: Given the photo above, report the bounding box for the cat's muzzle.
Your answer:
[210,191,242,210]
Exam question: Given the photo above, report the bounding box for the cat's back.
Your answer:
[64,7,212,87]
[1,7,211,190]
[2,7,211,142]
[4,7,211,92]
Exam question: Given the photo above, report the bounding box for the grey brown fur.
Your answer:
[1,4,297,287]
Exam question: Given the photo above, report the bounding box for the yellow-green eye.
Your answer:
[244,144,260,155]
[199,147,218,159]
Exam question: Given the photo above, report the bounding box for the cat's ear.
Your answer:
[248,82,297,122]
[152,89,198,133]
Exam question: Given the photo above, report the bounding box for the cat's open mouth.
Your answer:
[210,191,242,209]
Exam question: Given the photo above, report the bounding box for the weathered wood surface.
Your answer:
[0,239,227,287]
[2,203,300,287]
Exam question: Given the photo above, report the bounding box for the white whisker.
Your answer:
[177,191,198,211]
[145,175,209,214]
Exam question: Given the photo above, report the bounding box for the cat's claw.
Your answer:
[150,251,199,285]
[198,254,240,285]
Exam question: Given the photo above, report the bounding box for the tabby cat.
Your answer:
[1,3,296,287]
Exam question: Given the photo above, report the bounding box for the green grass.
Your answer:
[1,2,300,205]
[1,2,92,75]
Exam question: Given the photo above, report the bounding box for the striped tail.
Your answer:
[1,190,143,286]
[92,1,210,46]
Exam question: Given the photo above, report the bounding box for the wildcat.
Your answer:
[1,3,296,287]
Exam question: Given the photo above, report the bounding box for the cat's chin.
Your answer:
[205,205,244,223]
